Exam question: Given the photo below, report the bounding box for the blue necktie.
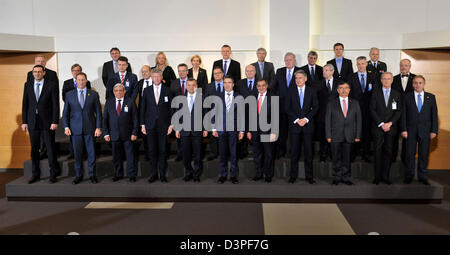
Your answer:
[360,74,366,92]
[79,90,85,109]
[35,83,40,102]
[259,62,264,77]
[310,66,315,80]
[189,95,194,113]
[248,80,253,91]
[299,88,303,109]
[223,61,228,75]
[74,80,77,88]
[417,94,422,112]
[287,69,292,88]
[216,82,222,93]
[337,58,342,74]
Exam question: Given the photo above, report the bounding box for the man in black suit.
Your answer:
[314,64,340,161]
[367,47,387,81]
[102,47,132,87]
[211,44,241,84]
[170,63,190,161]
[204,67,225,161]
[106,56,138,101]
[212,76,245,184]
[349,56,379,162]
[103,83,139,183]
[285,70,319,184]
[140,69,173,183]
[300,51,323,87]
[401,75,438,185]
[247,79,276,183]
[251,48,275,85]
[326,81,362,185]
[369,72,402,185]
[62,64,92,102]
[136,65,153,161]
[271,52,300,158]
[174,78,207,182]
[327,43,353,82]
[391,59,416,163]
[21,65,61,184]
[236,65,258,159]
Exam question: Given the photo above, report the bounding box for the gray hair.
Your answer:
[113,83,125,90]
[381,72,393,78]
[369,47,379,54]
[284,52,296,60]
[324,64,335,72]
[307,51,318,57]
[151,68,163,76]
[293,69,307,78]
[356,56,367,61]
[256,48,267,54]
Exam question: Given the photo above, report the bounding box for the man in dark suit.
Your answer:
[367,47,387,81]
[314,64,340,161]
[391,59,416,163]
[369,72,402,185]
[62,72,103,184]
[349,56,379,162]
[247,79,276,182]
[286,70,319,184]
[106,56,138,101]
[271,52,300,158]
[212,76,245,184]
[140,69,173,183]
[211,44,241,84]
[204,67,225,161]
[170,63,190,161]
[300,51,324,87]
[251,48,275,85]
[236,65,258,159]
[103,83,139,183]
[327,43,353,82]
[174,78,207,182]
[326,81,362,185]
[401,75,438,185]
[102,47,132,87]
[136,65,153,160]
[21,65,61,184]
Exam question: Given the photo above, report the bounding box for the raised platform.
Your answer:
[6,157,444,203]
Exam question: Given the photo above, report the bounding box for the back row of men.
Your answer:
[22,43,438,186]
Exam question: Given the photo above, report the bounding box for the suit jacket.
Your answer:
[170,78,188,98]
[314,78,340,123]
[136,79,153,109]
[349,72,379,113]
[369,88,402,136]
[392,73,416,97]
[211,59,241,84]
[212,91,245,133]
[327,58,353,82]
[251,61,275,85]
[205,81,224,97]
[325,97,362,143]
[140,85,173,132]
[102,60,132,87]
[22,80,59,130]
[401,91,438,139]
[285,86,319,134]
[188,67,208,91]
[236,78,258,131]
[62,78,91,102]
[103,97,138,141]
[253,91,273,133]
[300,64,324,87]
[62,89,102,136]
[271,66,301,104]
[174,93,204,137]
[26,68,59,85]
[106,72,139,101]
[367,61,387,78]
[152,65,177,87]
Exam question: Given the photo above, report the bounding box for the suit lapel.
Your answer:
[38,80,48,104]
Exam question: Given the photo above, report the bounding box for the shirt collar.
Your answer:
[339,96,348,101]
[116,97,124,101]
[358,71,367,76]
[119,71,127,76]
[308,64,316,68]
[259,91,267,97]
[382,87,391,92]
[248,78,255,83]
[188,91,196,98]
[34,79,44,86]
[225,90,234,96]
[336,57,343,61]
[77,87,86,93]
[414,90,424,96]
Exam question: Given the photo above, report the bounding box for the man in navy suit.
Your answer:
[63,72,103,184]
[401,75,438,185]
[21,65,61,184]
[106,56,138,101]
[211,45,241,84]
[213,76,245,184]
[286,70,319,184]
[251,48,275,85]
[140,69,173,183]
[174,78,208,182]
[271,52,300,158]
[327,43,353,82]
[300,51,324,87]
[103,83,139,183]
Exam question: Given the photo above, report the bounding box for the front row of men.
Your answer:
[22,65,438,186]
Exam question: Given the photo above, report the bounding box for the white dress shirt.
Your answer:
[401,73,410,91]
[293,86,309,124]
[34,79,44,97]
[142,78,153,96]
[414,90,425,108]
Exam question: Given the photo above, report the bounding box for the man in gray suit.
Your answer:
[325,81,362,185]
[251,48,275,85]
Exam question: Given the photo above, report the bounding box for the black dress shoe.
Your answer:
[129,177,136,183]
[320,157,326,162]
[49,176,57,183]
[112,176,123,182]
[28,176,40,184]
[362,157,372,163]
[148,176,158,183]
[217,176,227,184]
[419,179,430,186]
[372,179,380,185]
[67,154,74,159]
[207,155,218,161]
[39,153,48,160]
[332,180,339,185]
[252,175,263,181]
[239,153,248,159]
[175,156,183,162]
[193,177,200,182]
[403,178,413,184]
[382,180,392,185]
[90,177,98,184]
[72,176,83,185]
[231,177,239,184]
[160,177,168,183]
[265,177,272,183]
[306,179,316,184]
[288,177,296,184]
[342,180,353,185]
[183,175,193,182]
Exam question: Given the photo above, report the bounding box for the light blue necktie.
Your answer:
[384,89,390,107]
[35,83,40,102]
[417,94,423,112]
[189,95,194,113]
[360,74,366,92]
[259,62,264,77]
[287,69,292,88]
[79,90,85,109]
[299,88,303,109]
[337,58,342,74]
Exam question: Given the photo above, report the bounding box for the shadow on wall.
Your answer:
[9,114,29,168]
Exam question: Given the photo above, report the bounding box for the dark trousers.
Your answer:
[392,131,407,163]
[373,133,393,182]
[405,133,430,181]
[181,135,203,178]
[317,121,330,159]
[29,121,59,177]
[276,112,289,156]
[251,132,274,178]
[112,139,136,178]
[218,131,239,178]
[353,114,372,159]
[208,133,219,157]
[289,132,313,180]
[72,134,96,177]
[331,141,352,182]
[147,128,168,178]
[238,136,249,158]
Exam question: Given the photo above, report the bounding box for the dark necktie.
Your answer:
[248,80,253,90]
[360,74,366,92]
[117,99,121,116]
[181,80,185,95]
[310,66,315,80]
[223,61,228,75]
[327,80,331,92]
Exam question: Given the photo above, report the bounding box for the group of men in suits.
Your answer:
[21,43,438,186]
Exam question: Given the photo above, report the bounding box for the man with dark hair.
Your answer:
[300,51,323,86]
[106,56,138,101]
[211,45,241,84]
[327,43,353,82]
[102,47,132,87]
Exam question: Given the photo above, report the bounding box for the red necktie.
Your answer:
[117,100,121,116]
[342,99,347,118]
[120,74,124,84]
[181,80,185,95]
[257,94,263,114]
